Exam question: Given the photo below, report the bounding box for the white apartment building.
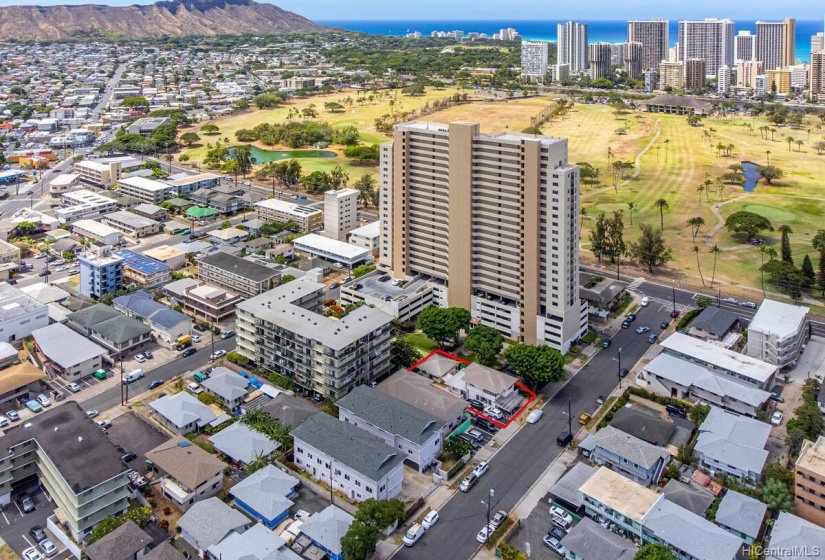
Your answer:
[521,41,549,79]
[337,386,443,472]
[0,283,49,343]
[163,173,221,196]
[293,233,371,267]
[235,277,393,400]
[812,32,825,55]
[379,122,587,352]
[755,19,796,70]
[117,176,175,204]
[0,239,20,265]
[292,412,405,502]
[254,199,323,233]
[747,300,809,368]
[735,31,755,62]
[73,157,139,188]
[755,74,769,95]
[588,42,612,80]
[102,211,161,238]
[551,63,571,83]
[558,21,589,73]
[628,19,669,71]
[323,188,358,241]
[678,19,735,78]
[72,219,122,245]
[348,221,380,252]
[718,65,731,94]
[57,189,119,223]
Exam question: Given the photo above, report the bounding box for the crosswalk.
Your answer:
[647,296,694,312]
[626,277,646,291]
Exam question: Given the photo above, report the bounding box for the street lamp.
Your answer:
[617,348,623,388]
[561,398,573,436]
[481,488,495,541]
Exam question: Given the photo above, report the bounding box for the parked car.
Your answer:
[770,392,785,403]
[220,330,236,339]
[473,461,489,478]
[542,533,567,556]
[39,539,57,557]
[147,380,163,390]
[647,334,658,344]
[621,320,630,329]
[67,382,81,393]
[6,410,20,422]
[490,510,507,529]
[596,396,605,405]
[548,505,573,529]
[476,524,494,544]
[38,270,50,277]
[191,334,202,343]
[402,523,424,547]
[666,404,687,418]
[211,350,227,360]
[741,301,758,309]
[29,526,46,542]
[182,348,197,357]
[578,413,591,425]
[467,399,485,410]
[144,351,154,359]
[601,338,612,348]
[193,324,207,332]
[22,548,43,560]
[483,406,504,420]
[771,411,783,425]
[721,297,737,304]
[670,309,681,318]
[422,510,439,530]
[17,492,35,513]
[625,313,636,322]
[660,321,670,329]
[556,431,573,446]
[25,400,42,413]
[188,382,203,395]
[96,420,112,430]
[36,394,51,407]
[86,410,99,418]
[526,410,544,424]
[121,452,137,462]
[641,296,650,306]
[459,474,478,492]
[635,326,650,334]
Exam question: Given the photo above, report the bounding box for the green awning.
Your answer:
[185,206,219,218]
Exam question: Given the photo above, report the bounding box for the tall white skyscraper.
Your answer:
[735,31,755,62]
[627,19,669,71]
[521,41,549,79]
[718,65,731,94]
[812,32,825,54]
[558,21,589,73]
[678,19,735,78]
[380,122,587,352]
[323,188,358,241]
[756,19,796,71]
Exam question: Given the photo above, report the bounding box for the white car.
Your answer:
[39,539,57,557]
[422,510,439,530]
[211,350,226,360]
[548,504,573,528]
[22,548,44,560]
[188,382,203,395]
[191,334,202,343]
[640,296,650,306]
[721,297,738,304]
[483,406,504,420]
[526,410,544,424]
[473,461,489,478]
[771,411,783,425]
[476,524,494,544]
[67,382,81,393]
[36,394,51,407]
[134,354,147,363]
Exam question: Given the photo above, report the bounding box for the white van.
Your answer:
[122,369,145,384]
[402,523,424,547]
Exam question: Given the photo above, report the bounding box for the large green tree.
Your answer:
[759,164,785,184]
[231,144,256,177]
[340,520,380,560]
[779,225,793,265]
[391,337,421,368]
[653,198,670,230]
[353,172,377,207]
[627,224,672,273]
[634,543,677,560]
[724,211,773,241]
[464,325,504,366]
[416,307,471,348]
[589,212,609,265]
[503,343,565,390]
[180,131,200,147]
[763,478,793,512]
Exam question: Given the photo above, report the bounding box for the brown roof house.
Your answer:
[84,520,153,560]
[146,437,227,512]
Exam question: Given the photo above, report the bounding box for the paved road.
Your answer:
[80,337,237,412]
[396,304,672,560]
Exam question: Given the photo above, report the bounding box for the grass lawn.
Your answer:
[404,333,439,355]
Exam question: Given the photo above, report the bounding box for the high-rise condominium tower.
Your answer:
[684,58,707,90]
[379,122,587,352]
[812,32,825,55]
[623,42,643,79]
[558,21,589,73]
[756,19,796,70]
[810,51,825,101]
[678,19,735,78]
[521,40,549,79]
[735,31,755,62]
[627,19,669,71]
[588,43,612,80]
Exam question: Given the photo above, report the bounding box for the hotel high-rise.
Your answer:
[678,18,735,78]
[588,43,613,80]
[558,21,589,74]
[735,31,755,62]
[379,122,588,352]
[756,19,796,71]
[521,40,550,80]
[627,19,669,71]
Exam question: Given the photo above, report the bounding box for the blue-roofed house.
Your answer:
[114,249,171,288]
[229,464,300,528]
[297,505,354,560]
[113,290,191,347]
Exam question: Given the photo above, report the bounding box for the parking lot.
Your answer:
[104,412,169,475]
[507,490,574,560]
[0,483,68,559]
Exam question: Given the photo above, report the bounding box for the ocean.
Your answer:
[320,19,824,64]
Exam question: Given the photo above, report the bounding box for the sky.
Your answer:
[1,0,823,21]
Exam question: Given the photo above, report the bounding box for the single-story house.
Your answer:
[208,422,279,465]
[200,370,250,409]
[133,203,169,222]
[661,479,715,516]
[255,393,319,429]
[579,272,629,316]
[297,505,354,560]
[207,523,299,560]
[641,94,712,115]
[177,497,249,557]
[559,517,636,560]
[0,362,46,410]
[689,306,739,342]
[229,464,300,529]
[149,392,217,435]
[209,227,248,245]
[84,520,153,560]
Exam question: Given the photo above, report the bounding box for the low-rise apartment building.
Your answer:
[337,386,443,472]
[695,407,770,483]
[78,245,124,299]
[73,158,141,188]
[795,435,825,527]
[71,219,122,246]
[67,304,152,360]
[57,189,119,223]
[660,333,778,390]
[292,412,404,502]
[0,239,21,265]
[254,199,323,233]
[149,392,217,435]
[236,277,393,400]
[340,272,434,322]
[579,425,671,486]
[117,177,175,204]
[102,210,161,238]
[164,278,241,322]
[348,221,380,252]
[0,362,46,410]
[293,233,371,267]
[0,404,131,539]
[0,283,49,343]
[33,322,108,381]
[114,249,171,288]
[143,245,188,270]
[126,116,170,136]
[746,299,810,368]
[163,173,221,196]
[196,252,280,299]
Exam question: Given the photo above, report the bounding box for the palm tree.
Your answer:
[709,244,721,287]
[654,198,669,230]
[693,245,706,287]
[766,150,771,165]
[703,179,714,202]
[687,217,705,241]
[787,135,794,151]
[796,139,804,152]
[759,245,769,296]
[627,202,637,225]
[697,185,705,202]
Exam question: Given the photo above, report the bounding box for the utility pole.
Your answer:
[484,488,494,540]
[119,357,124,405]
[211,321,216,360]
[671,286,676,315]
[617,348,623,388]
[566,398,572,435]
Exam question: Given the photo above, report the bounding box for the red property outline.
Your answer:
[407,349,537,429]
